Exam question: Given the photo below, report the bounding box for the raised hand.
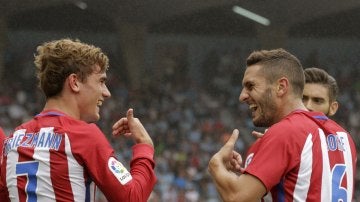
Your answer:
[209,129,244,174]
[112,108,154,146]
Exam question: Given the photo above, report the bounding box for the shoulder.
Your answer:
[62,121,105,142]
[60,121,113,158]
[52,115,104,136]
[269,111,318,132]
[16,115,105,140]
[263,111,319,145]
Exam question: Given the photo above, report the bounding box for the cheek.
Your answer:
[313,104,329,114]
[304,102,313,110]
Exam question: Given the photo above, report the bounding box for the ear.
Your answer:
[276,77,289,96]
[328,101,339,116]
[67,73,80,93]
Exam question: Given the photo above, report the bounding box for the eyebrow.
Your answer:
[308,96,326,101]
[242,79,254,87]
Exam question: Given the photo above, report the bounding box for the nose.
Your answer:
[304,101,314,111]
[103,85,111,98]
[239,88,248,102]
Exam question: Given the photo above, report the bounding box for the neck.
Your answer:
[277,97,308,121]
[43,97,79,119]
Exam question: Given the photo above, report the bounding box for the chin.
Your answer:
[253,118,268,128]
[252,119,260,127]
[93,114,101,122]
[84,114,100,123]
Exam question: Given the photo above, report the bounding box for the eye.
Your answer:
[244,82,254,91]
[313,98,324,104]
[100,78,107,84]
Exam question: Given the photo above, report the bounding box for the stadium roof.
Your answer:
[2,0,360,38]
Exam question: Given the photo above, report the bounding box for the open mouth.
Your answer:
[249,104,258,112]
[97,100,103,107]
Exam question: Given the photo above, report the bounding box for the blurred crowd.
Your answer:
[1,44,359,202]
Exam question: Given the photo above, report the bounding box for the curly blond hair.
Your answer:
[34,38,109,98]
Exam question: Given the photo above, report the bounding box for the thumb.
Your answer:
[225,129,239,146]
[127,108,134,120]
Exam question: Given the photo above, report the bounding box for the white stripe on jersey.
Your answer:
[293,133,313,201]
[33,127,56,201]
[319,129,331,202]
[263,192,273,202]
[337,132,353,201]
[89,181,96,201]
[6,129,25,201]
[64,134,91,202]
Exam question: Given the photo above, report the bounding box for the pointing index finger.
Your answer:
[226,129,239,146]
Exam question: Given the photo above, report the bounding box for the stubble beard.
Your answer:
[253,88,277,127]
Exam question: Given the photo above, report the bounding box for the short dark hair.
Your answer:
[246,48,304,97]
[304,67,338,102]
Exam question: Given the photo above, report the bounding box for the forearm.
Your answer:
[208,156,265,202]
[208,157,242,202]
[99,144,156,202]
[129,144,157,199]
[208,129,266,201]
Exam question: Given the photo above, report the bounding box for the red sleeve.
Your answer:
[0,128,10,202]
[71,124,157,202]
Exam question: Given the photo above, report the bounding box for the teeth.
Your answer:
[249,104,257,111]
[97,101,103,106]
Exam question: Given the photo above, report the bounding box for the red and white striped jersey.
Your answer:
[244,110,357,202]
[0,110,156,202]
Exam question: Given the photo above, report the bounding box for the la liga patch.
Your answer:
[108,157,133,185]
[245,153,254,168]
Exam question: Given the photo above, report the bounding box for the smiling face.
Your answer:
[302,83,338,116]
[77,64,111,123]
[239,64,279,127]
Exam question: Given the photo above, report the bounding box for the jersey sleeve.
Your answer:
[70,124,156,202]
[0,128,9,202]
[244,124,303,191]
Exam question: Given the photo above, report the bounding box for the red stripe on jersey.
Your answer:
[49,143,75,201]
[17,176,27,202]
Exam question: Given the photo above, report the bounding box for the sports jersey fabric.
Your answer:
[0,127,6,149]
[244,110,357,202]
[0,110,156,202]
[0,127,7,200]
